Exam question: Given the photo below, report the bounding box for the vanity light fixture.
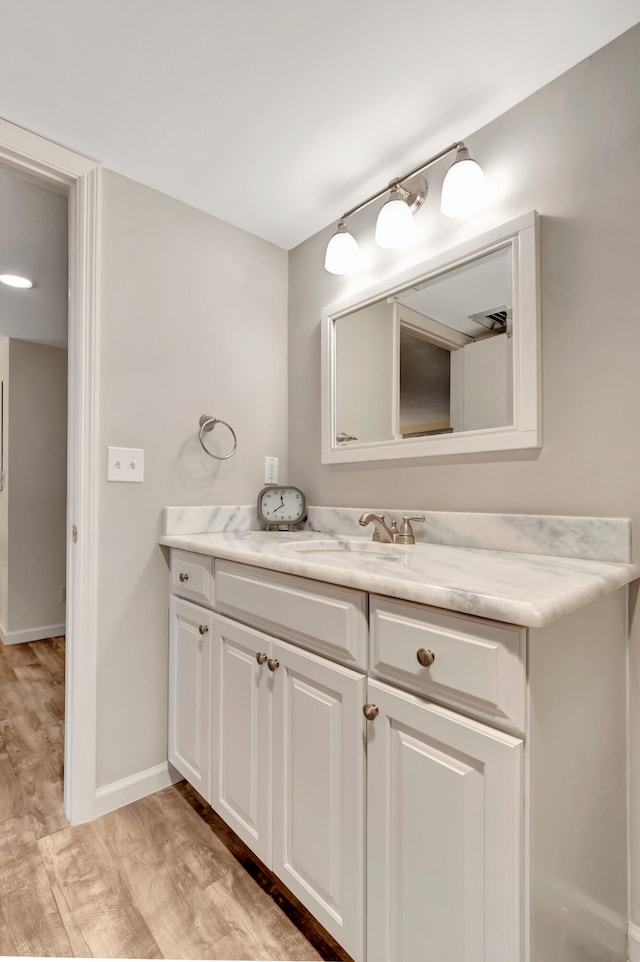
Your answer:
[374,182,420,249]
[324,140,486,274]
[0,273,34,289]
[324,220,359,274]
[440,144,486,217]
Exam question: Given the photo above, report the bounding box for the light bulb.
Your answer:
[324,222,359,274]
[440,146,486,217]
[375,188,415,249]
[0,274,34,289]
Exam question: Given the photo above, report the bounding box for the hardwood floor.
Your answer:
[0,637,353,961]
[0,635,67,840]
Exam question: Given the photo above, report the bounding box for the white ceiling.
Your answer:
[0,169,68,348]
[0,0,639,250]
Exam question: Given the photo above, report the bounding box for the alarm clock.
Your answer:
[257,485,307,530]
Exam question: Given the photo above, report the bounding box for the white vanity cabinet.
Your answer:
[167,548,215,802]
[165,546,630,962]
[366,596,525,962]
[365,679,523,962]
[210,614,271,862]
[212,564,368,961]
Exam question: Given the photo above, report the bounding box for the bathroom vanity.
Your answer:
[160,507,637,962]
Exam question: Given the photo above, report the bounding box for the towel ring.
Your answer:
[198,414,238,461]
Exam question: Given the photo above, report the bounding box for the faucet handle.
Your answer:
[397,515,426,545]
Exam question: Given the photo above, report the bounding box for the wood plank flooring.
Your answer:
[0,637,353,961]
[0,635,67,840]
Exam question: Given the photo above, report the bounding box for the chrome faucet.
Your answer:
[358,512,397,543]
[359,512,426,545]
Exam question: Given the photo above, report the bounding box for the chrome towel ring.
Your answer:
[198,414,238,461]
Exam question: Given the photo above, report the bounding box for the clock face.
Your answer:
[257,485,306,527]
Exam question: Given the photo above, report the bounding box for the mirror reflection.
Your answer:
[334,245,513,444]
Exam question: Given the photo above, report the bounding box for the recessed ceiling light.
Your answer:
[0,274,34,289]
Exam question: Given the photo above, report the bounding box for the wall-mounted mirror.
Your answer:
[321,211,540,462]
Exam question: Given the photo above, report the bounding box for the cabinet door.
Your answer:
[366,678,523,962]
[271,639,366,962]
[168,596,213,802]
[211,614,272,865]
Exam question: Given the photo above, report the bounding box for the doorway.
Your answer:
[0,117,100,824]
[0,168,69,643]
[0,166,69,825]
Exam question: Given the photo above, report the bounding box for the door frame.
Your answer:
[0,117,100,823]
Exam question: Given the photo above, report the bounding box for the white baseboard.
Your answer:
[95,761,181,818]
[628,921,640,961]
[0,623,65,645]
[535,872,628,959]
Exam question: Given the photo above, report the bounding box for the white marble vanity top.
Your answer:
[160,511,638,628]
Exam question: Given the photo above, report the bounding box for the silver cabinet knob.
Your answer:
[256,652,268,665]
[267,658,280,672]
[363,703,379,721]
[416,647,435,667]
[198,624,209,635]
[179,572,189,582]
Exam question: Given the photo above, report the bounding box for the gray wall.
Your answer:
[335,300,393,442]
[0,338,67,638]
[287,24,640,921]
[0,337,8,632]
[95,170,288,789]
[8,340,67,633]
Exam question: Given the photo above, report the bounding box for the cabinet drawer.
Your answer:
[215,559,368,670]
[170,549,215,608]
[370,596,525,731]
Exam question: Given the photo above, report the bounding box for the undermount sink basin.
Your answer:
[280,538,410,560]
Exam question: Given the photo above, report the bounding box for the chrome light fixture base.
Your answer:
[394,174,427,214]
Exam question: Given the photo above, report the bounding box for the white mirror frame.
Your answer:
[321,211,541,463]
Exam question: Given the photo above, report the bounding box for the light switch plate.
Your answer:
[108,446,144,483]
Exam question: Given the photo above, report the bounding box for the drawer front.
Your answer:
[214,559,368,670]
[170,549,215,608]
[370,596,525,731]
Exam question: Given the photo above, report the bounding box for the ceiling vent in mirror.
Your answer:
[467,305,511,335]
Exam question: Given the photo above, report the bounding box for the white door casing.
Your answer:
[0,117,100,824]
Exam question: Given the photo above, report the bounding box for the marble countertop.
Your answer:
[159,528,638,628]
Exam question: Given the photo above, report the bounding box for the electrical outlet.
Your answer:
[264,456,278,484]
[108,446,144,483]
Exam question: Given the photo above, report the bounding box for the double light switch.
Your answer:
[108,446,144,483]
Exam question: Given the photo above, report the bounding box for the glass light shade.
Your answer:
[324,224,359,274]
[375,194,415,249]
[440,153,486,217]
[0,273,34,289]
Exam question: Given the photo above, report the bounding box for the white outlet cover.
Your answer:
[264,455,278,484]
[108,446,144,483]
